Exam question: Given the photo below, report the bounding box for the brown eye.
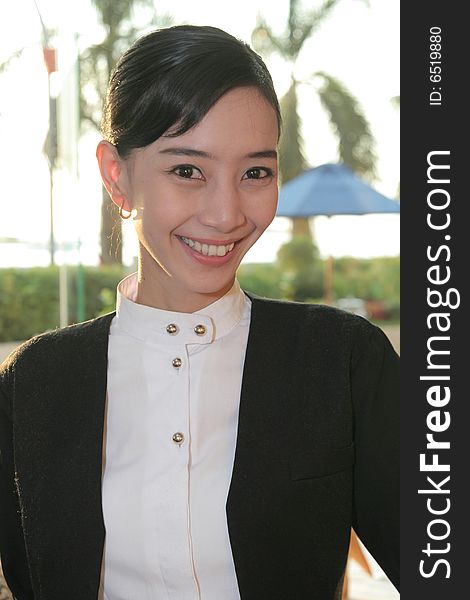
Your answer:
[244,167,273,180]
[172,165,203,179]
[177,166,193,178]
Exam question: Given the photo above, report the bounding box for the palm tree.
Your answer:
[80,0,172,264]
[252,0,377,237]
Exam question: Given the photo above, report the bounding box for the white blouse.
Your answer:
[101,273,251,600]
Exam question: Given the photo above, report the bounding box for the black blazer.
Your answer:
[0,292,399,600]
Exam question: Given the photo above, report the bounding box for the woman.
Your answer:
[0,25,399,600]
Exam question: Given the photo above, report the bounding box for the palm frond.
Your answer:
[0,47,25,74]
[294,0,343,52]
[91,0,135,29]
[315,71,377,179]
[278,81,308,185]
[251,17,289,57]
[254,0,345,61]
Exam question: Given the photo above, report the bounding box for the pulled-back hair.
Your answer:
[101,25,281,157]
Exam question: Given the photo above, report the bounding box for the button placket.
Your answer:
[169,337,188,453]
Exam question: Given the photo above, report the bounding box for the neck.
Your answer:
[134,248,235,313]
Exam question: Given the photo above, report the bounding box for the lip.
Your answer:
[176,235,241,265]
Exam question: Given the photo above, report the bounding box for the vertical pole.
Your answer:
[59,263,68,327]
[76,240,86,322]
[323,216,334,305]
[74,52,86,321]
[324,254,334,305]
[47,74,55,266]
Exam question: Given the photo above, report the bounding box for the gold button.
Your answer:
[194,324,206,336]
[172,357,182,368]
[166,323,178,334]
[172,432,184,445]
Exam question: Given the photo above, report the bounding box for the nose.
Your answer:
[197,180,247,233]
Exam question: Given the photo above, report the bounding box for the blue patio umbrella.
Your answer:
[277,163,400,217]
[276,163,400,304]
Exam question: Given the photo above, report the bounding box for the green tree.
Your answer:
[276,236,324,301]
[252,0,377,238]
[80,0,172,264]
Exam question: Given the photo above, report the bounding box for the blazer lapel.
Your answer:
[226,294,304,593]
[14,313,114,599]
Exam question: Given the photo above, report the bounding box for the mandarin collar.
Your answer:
[114,272,250,345]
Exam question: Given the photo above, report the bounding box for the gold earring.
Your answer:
[119,198,132,220]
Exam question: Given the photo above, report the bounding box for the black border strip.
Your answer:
[401,2,468,596]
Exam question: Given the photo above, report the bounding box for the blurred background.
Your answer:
[0,1,399,598]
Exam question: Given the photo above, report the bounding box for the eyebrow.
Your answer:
[158,147,278,160]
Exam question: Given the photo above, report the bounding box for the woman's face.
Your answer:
[115,87,279,311]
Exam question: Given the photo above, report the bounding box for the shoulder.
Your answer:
[246,290,367,324]
[246,291,386,353]
[0,312,116,384]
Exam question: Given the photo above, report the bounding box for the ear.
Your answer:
[96,140,132,213]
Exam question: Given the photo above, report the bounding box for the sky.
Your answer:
[0,0,400,268]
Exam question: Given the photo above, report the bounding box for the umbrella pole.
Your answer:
[324,254,334,305]
[322,215,334,305]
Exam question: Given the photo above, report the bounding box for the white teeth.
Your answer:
[179,236,236,257]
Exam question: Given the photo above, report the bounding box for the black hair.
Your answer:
[101,25,281,157]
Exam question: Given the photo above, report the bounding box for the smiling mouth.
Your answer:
[178,236,236,257]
